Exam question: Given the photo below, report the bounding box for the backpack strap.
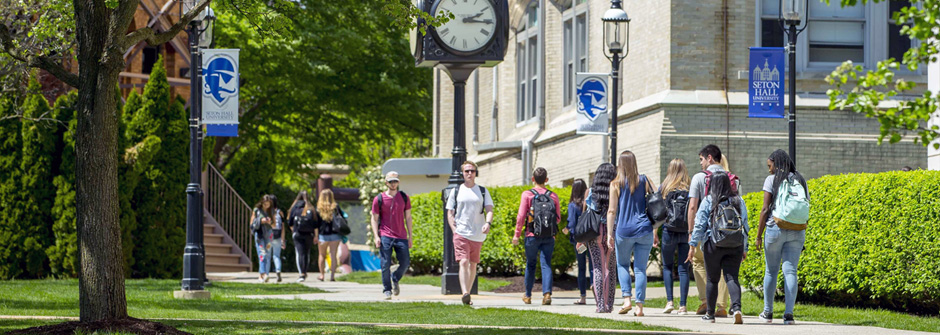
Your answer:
[375,194,383,219]
[478,186,487,214]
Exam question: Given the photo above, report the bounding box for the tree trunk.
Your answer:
[73,0,128,322]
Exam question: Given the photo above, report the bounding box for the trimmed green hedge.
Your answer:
[410,185,575,276]
[739,171,940,313]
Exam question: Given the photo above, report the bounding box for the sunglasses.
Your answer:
[463,169,476,173]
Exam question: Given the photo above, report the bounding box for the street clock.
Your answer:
[412,0,509,67]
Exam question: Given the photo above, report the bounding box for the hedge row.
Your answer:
[409,185,576,276]
[738,171,940,313]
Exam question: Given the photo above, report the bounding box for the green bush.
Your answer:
[738,171,940,313]
[409,185,575,276]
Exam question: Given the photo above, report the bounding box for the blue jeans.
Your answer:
[572,242,593,296]
[254,231,272,274]
[380,236,410,293]
[524,237,555,297]
[762,225,806,315]
[615,232,653,303]
[661,230,690,306]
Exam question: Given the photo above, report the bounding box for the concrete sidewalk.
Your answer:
[211,272,932,335]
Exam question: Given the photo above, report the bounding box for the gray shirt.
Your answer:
[689,164,727,200]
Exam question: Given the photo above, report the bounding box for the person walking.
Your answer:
[445,160,495,305]
[371,171,413,300]
[317,189,346,282]
[687,144,732,317]
[268,195,286,282]
[563,179,592,305]
[658,158,692,314]
[687,172,749,324]
[607,150,656,316]
[756,149,809,325]
[250,194,279,283]
[288,191,319,282]
[513,167,561,305]
[587,163,617,313]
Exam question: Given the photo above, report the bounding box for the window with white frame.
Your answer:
[563,0,588,107]
[888,0,913,62]
[517,2,539,122]
[807,0,866,65]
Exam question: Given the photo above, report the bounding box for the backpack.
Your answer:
[294,207,318,234]
[375,191,410,220]
[709,199,745,248]
[645,175,668,226]
[703,170,739,196]
[528,189,558,238]
[772,176,810,230]
[451,185,488,214]
[663,190,689,233]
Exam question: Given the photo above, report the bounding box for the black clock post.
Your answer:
[412,0,508,295]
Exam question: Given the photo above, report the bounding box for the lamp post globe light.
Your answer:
[602,0,629,165]
[180,0,215,295]
[780,0,806,167]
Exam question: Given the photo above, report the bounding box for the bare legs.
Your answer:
[318,240,340,281]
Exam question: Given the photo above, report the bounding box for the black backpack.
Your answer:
[528,189,558,238]
[663,190,689,233]
[709,199,745,248]
[293,207,318,234]
[451,185,487,214]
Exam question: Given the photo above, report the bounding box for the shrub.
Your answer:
[738,171,940,313]
[409,185,575,276]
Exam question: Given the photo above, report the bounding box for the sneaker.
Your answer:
[276,272,282,283]
[662,301,675,314]
[759,311,773,323]
[715,308,728,318]
[522,296,532,304]
[542,293,552,305]
[783,313,795,325]
[733,310,743,324]
[701,314,716,323]
[677,306,688,315]
[297,276,306,283]
[383,291,392,300]
[696,303,707,315]
[263,275,269,283]
[392,281,400,296]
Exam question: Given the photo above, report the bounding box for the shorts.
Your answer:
[453,235,483,263]
[319,234,342,242]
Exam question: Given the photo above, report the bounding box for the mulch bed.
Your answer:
[6,317,190,335]
[491,274,581,293]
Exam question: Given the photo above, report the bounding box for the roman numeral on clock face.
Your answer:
[480,29,490,36]
[450,36,457,45]
[440,28,450,36]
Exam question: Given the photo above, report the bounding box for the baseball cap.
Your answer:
[385,171,400,182]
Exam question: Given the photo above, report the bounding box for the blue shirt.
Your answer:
[690,195,750,253]
[615,175,653,239]
[566,202,583,244]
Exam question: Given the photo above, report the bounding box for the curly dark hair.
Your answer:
[590,163,616,214]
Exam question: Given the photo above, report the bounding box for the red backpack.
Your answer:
[703,170,740,195]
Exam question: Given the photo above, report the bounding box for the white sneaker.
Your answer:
[663,301,675,314]
[677,306,688,315]
[297,276,305,283]
[384,291,392,300]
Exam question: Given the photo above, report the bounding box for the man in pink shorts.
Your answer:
[446,160,494,305]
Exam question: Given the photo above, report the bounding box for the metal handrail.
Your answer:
[204,163,253,268]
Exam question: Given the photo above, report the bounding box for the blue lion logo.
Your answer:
[577,79,607,121]
[203,56,238,106]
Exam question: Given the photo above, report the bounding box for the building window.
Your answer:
[760,0,784,47]
[807,0,866,65]
[563,1,589,107]
[516,2,539,123]
[142,46,161,74]
[888,0,913,62]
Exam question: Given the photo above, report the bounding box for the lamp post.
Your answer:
[602,0,629,165]
[181,2,214,294]
[780,0,806,166]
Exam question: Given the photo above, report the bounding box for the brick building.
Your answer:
[431,0,926,193]
[120,0,193,102]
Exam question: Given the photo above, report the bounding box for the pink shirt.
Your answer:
[514,187,561,239]
[371,192,411,239]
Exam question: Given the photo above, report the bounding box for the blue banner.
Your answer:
[748,47,785,119]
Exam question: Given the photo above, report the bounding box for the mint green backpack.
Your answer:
[772,177,810,230]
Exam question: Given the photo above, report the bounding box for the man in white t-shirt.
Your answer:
[446,160,495,305]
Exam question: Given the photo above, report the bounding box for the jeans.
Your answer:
[293,232,314,275]
[661,230,690,306]
[762,225,806,315]
[380,236,410,293]
[270,237,283,273]
[524,236,555,297]
[254,231,272,274]
[572,242,593,296]
[615,232,653,303]
[703,241,744,315]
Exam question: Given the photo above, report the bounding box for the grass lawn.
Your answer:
[0,279,673,334]
[338,271,512,292]
[643,292,940,333]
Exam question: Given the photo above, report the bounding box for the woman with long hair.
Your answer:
[250,194,279,282]
[268,194,286,282]
[606,150,656,316]
[756,149,808,325]
[687,172,749,324]
[317,189,346,282]
[288,190,318,282]
[658,158,692,314]
[563,179,591,305]
[586,163,617,313]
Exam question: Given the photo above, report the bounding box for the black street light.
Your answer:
[602,0,629,165]
[180,1,214,294]
[780,0,807,166]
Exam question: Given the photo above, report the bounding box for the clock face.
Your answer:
[434,0,497,53]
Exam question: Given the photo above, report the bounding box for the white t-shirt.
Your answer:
[445,184,495,242]
[763,173,797,225]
